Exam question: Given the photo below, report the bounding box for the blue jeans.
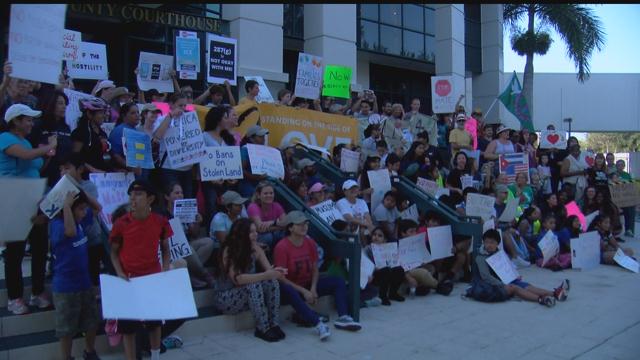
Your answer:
[280,276,349,325]
[161,168,194,198]
[257,231,285,251]
[623,206,636,233]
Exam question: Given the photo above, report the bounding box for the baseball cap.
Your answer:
[456,114,466,122]
[4,104,41,122]
[308,182,326,194]
[282,210,308,226]
[246,125,269,137]
[221,191,248,206]
[297,158,316,169]
[342,179,359,190]
[127,179,155,196]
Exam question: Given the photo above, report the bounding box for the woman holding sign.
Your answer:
[1,104,56,314]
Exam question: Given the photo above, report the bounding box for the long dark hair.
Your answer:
[216,218,255,281]
[116,102,137,126]
[204,106,235,145]
[359,156,380,190]
[402,142,426,164]
[41,90,69,130]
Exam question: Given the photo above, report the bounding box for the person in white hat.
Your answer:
[484,124,515,174]
[336,179,374,234]
[92,79,116,100]
[1,103,57,315]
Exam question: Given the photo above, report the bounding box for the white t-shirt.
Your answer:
[153,114,193,171]
[336,197,370,220]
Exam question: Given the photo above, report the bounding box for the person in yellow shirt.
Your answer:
[448,113,473,158]
[239,80,259,106]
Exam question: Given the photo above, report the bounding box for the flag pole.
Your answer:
[484,97,499,119]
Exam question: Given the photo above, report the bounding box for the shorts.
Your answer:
[117,319,163,334]
[53,289,100,338]
[511,279,530,289]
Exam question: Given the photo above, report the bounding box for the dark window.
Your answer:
[464,4,482,74]
[358,4,435,63]
[283,4,304,39]
[205,4,221,19]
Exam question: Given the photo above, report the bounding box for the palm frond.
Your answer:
[503,4,529,33]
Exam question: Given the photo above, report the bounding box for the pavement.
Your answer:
[99,228,640,360]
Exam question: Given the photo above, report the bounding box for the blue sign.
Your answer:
[124,128,154,169]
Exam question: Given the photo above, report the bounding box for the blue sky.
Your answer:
[503,4,640,74]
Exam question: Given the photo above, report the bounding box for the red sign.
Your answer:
[435,79,452,97]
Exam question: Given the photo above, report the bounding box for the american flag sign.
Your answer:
[499,152,529,184]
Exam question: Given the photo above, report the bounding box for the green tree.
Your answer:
[584,133,640,153]
[503,4,606,121]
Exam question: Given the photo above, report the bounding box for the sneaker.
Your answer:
[333,315,362,331]
[162,335,183,349]
[29,294,51,309]
[254,328,279,342]
[553,286,568,302]
[364,296,382,307]
[513,257,531,268]
[83,350,101,360]
[7,298,29,315]
[271,325,286,340]
[538,296,556,308]
[561,279,571,293]
[316,322,331,341]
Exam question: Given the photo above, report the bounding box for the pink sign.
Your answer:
[152,102,195,116]
[565,201,587,232]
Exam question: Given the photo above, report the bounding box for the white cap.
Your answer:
[342,179,359,190]
[4,104,41,122]
[95,80,115,94]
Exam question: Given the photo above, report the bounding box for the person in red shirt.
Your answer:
[274,210,362,341]
[109,180,173,360]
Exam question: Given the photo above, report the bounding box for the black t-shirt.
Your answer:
[28,119,73,186]
[71,122,110,171]
[447,168,470,190]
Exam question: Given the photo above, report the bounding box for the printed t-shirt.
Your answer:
[274,236,318,288]
[336,198,370,220]
[50,218,92,293]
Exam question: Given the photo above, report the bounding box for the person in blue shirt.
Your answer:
[50,191,101,360]
[108,102,146,179]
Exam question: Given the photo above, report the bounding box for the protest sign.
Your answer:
[175,31,200,80]
[295,52,323,100]
[8,4,66,85]
[89,173,135,230]
[466,193,495,221]
[483,219,495,233]
[340,148,360,173]
[101,122,115,138]
[207,33,237,85]
[565,201,587,231]
[152,102,196,116]
[613,248,639,273]
[585,211,599,230]
[368,169,392,213]
[498,197,520,223]
[430,76,462,114]
[200,146,243,181]
[435,188,450,199]
[63,89,96,131]
[417,177,439,197]
[62,29,81,62]
[427,225,454,261]
[168,218,193,260]
[123,128,153,169]
[570,231,601,271]
[311,200,344,225]
[0,178,46,243]
[295,141,331,158]
[460,175,474,190]
[322,65,352,99]
[39,175,80,219]
[173,199,198,224]
[398,233,432,271]
[68,41,108,80]
[246,144,285,179]
[539,130,568,149]
[400,204,419,222]
[360,251,375,290]
[538,230,560,267]
[137,52,174,93]
[499,153,529,184]
[609,182,640,209]
[244,76,275,103]
[163,112,207,168]
[371,242,399,269]
[100,268,198,320]
[486,250,519,284]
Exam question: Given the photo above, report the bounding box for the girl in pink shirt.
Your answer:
[247,181,286,250]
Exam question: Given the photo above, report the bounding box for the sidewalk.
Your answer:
[101,231,640,360]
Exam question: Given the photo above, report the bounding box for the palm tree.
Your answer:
[503,4,605,119]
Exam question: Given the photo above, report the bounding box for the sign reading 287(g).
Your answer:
[206,34,237,85]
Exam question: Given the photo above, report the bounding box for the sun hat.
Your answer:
[94,80,115,95]
[4,104,41,122]
[496,124,513,135]
[106,87,135,103]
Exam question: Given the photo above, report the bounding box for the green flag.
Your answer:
[498,71,534,131]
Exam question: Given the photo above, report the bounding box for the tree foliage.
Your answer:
[584,133,640,153]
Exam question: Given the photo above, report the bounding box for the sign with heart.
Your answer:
[539,130,567,149]
[584,152,595,167]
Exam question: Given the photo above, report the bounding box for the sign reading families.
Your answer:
[163,112,207,168]
[295,53,323,100]
[200,146,243,181]
[207,33,237,85]
[9,4,66,85]
[486,250,519,284]
[137,52,174,93]
[539,130,568,149]
[175,31,200,80]
[0,178,47,242]
[322,65,352,99]
[246,144,285,179]
[40,175,80,219]
[244,76,275,103]
[430,76,458,114]
[123,128,154,169]
[311,200,344,225]
[68,41,108,80]
[62,29,82,62]
[609,182,640,209]
[89,173,135,230]
[465,193,495,221]
[173,199,198,224]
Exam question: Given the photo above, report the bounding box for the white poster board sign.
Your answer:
[400,204,419,222]
[206,34,237,85]
[398,233,431,271]
[294,52,323,100]
[137,52,174,93]
[538,230,560,267]
[486,250,519,284]
[63,89,96,131]
[163,112,207,169]
[614,248,639,273]
[0,178,47,243]
[175,31,200,80]
[200,146,243,181]
[68,41,108,80]
[8,4,66,84]
[430,75,457,114]
[246,144,285,179]
[427,225,454,261]
[371,242,399,269]
[367,169,392,213]
[244,76,275,103]
[39,175,80,219]
[539,130,568,149]
[570,231,601,271]
[311,200,344,225]
[173,199,198,224]
[584,211,599,230]
[417,177,438,197]
[460,175,475,190]
[89,173,135,230]
[167,218,193,262]
[340,148,360,173]
[498,197,520,223]
[466,193,495,221]
[62,29,82,62]
[100,268,198,320]
[360,251,375,290]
